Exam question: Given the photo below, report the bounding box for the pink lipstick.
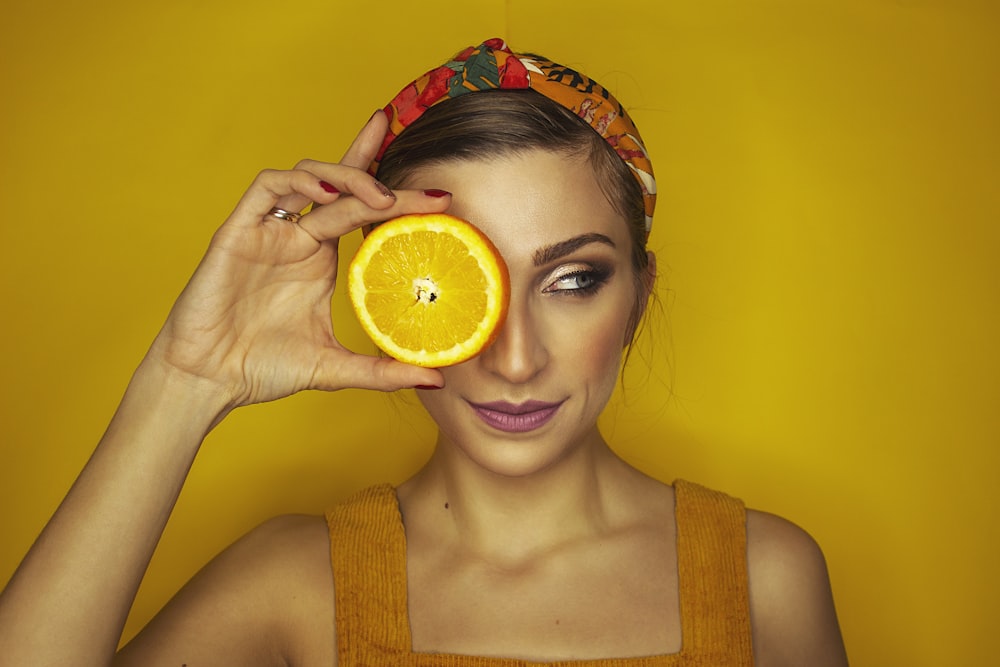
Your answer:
[468,400,564,433]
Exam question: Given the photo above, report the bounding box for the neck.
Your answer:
[397,428,637,566]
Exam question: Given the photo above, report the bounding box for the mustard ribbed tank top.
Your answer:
[326,480,753,666]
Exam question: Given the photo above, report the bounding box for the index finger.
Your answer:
[298,188,451,242]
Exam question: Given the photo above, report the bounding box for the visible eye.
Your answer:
[542,264,611,296]
[554,272,596,291]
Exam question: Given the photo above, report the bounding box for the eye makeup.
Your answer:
[541,262,614,297]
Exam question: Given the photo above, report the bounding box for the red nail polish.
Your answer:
[415,384,443,390]
[423,189,451,198]
[319,180,339,194]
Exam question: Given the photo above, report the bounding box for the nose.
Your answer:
[477,299,548,384]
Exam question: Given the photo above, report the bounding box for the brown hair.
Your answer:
[376,89,653,345]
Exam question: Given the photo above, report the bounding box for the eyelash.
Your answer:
[543,266,612,297]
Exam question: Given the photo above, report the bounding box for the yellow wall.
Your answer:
[1,1,997,664]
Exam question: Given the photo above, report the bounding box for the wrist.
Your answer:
[127,353,237,438]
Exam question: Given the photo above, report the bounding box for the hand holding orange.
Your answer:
[348,213,509,368]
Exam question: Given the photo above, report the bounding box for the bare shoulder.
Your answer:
[117,514,335,667]
[745,509,849,667]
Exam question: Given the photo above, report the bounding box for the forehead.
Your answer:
[401,150,629,261]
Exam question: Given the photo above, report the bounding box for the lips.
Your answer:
[468,400,564,433]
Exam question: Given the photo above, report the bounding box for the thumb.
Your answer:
[314,351,445,393]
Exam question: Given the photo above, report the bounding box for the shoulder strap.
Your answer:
[673,479,754,665]
[326,484,412,664]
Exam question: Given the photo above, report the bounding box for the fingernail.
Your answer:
[423,189,451,198]
[319,180,339,194]
[373,179,395,199]
[369,108,384,122]
[414,384,443,390]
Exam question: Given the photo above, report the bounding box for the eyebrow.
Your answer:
[532,233,617,267]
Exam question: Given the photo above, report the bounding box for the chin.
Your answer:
[443,423,601,481]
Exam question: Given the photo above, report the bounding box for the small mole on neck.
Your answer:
[444,502,449,509]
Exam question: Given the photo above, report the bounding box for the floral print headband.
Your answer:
[369,38,657,237]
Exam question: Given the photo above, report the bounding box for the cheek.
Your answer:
[564,301,631,386]
[414,386,454,436]
[414,361,477,421]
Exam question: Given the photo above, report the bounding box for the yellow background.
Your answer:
[1,1,997,664]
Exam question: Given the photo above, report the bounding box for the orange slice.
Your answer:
[348,213,509,367]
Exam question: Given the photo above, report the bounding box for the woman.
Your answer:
[0,40,848,666]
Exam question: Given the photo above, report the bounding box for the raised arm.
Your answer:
[0,112,448,667]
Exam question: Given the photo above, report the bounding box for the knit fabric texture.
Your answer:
[326,479,753,666]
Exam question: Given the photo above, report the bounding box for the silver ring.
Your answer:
[267,207,301,223]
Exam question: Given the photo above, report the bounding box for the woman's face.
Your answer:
[404,149,650,478]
